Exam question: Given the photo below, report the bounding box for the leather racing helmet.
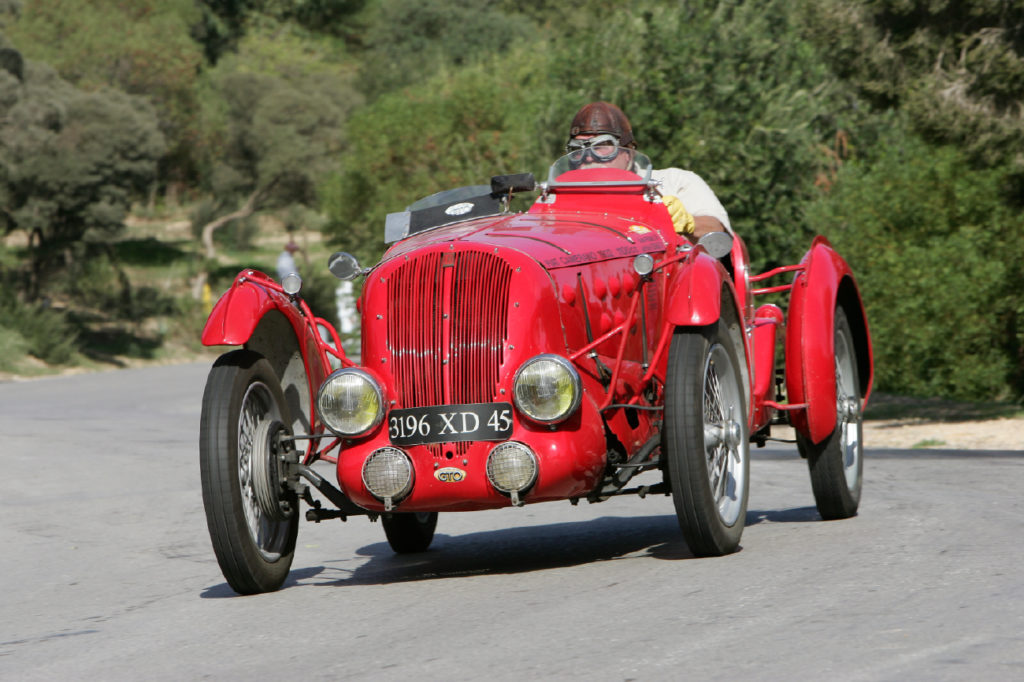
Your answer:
[568,101,636,149]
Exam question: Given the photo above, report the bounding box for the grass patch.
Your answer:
[911,438,948,449]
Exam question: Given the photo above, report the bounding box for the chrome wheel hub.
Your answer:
[834,334,861,491]
[237,382,290,561]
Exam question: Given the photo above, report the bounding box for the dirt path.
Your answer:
[773,418,1023,451]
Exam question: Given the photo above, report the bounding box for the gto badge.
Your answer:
[445,202,474,216]
[435,467,466,483]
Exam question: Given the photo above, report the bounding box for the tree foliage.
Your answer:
[356,0,534,99]
[321,0,1023,400]
[194,23,358,258]
[808,125,1023,400]
[192,0,366,63]
[5,0,204,183]
[0,56,165,298]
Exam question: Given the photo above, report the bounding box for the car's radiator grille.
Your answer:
[387,250,512,412]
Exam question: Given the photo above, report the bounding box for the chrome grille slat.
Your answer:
[387,250,512,449]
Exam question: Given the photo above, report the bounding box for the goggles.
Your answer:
[565,134,622,164]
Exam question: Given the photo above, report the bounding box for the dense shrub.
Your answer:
[808,126,1023,400]
[0,290,79,365]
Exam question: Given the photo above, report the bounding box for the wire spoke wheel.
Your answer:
[200,350,299,594]
[798,308,864,520]
[664,316,750,556]
[237,383,293,560]
[702,345,747,527]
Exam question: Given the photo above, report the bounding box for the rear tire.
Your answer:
[664,319,750,556]
[797,308,863,520]
[200,350,299,594]
[382,512,438,553]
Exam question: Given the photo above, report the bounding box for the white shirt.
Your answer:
[652,167,731,232]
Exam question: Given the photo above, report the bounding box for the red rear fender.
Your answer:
[785,239,873,443]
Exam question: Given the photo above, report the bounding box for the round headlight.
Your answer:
[362,447,414,503]
[317,368,384,436]
[513,354,581,423]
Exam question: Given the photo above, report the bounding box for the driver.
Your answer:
[566,102,730,238]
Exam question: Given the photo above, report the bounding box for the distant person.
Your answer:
[276,240,301,281]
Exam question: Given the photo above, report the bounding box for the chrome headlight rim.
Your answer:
[316,367,385,437]
[512,353,582,424]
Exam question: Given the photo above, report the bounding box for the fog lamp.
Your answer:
[513,354,581,423]
[362,447,413,510]
[486,441,538,506]
[316,368,383,436]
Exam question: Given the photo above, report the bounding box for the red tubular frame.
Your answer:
[568,250,694,412]
[204,270,354,465]
[749,264,805,296]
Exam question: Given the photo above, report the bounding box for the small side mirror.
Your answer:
[328,251,364,281]
[490,172,536,197]
[697,231,733,260]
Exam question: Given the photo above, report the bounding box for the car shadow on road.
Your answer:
[745,506,820,525]
[293,514,691,588]
[200,505,823,596]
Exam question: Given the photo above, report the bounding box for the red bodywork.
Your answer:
[203,171,872,513]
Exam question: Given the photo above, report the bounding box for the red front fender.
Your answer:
[786,238,873,443]
[202,272,286,346]
[664,251,727,327]
[201,269,338,387]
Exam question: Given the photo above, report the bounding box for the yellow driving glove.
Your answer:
[663,194,695,235]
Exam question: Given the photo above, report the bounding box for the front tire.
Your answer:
[664,319,750,556]
[200,350,299,594]
[798,308,863,520]
[382,512,438,553]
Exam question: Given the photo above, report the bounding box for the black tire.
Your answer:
[381,512,438,553]
[200,349,299,594]
[663,318,750,556]
[798,308,863,520]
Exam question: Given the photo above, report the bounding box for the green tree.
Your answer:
[356,0,534,99]
[194,24,359,260]
[796,0,1024,166]
[0,55,165,300]
[192,0,366,63]
[808,126,1024,400]
[5,0,205,186]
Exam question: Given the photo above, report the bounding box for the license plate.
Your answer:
[388,402,514,446]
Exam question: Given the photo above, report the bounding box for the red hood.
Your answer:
[382,210,670,270]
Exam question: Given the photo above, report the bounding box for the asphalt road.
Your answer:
[1,363,1022,681]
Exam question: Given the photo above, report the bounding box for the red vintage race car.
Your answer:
[199,148,872,594]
